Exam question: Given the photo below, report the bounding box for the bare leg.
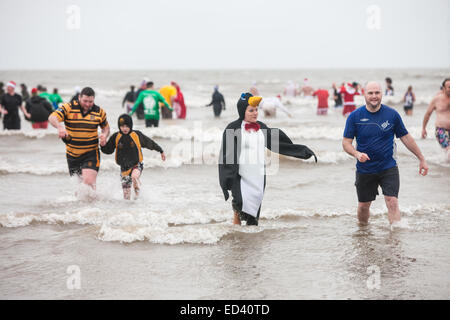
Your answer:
[123,187,131,200]
[233,211,241,225]
[131,168,141,199]
[357,201,372,225]
[81,168,98,190]
[384,195,401,224]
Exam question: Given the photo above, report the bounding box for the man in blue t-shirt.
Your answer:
[342,82,428,226]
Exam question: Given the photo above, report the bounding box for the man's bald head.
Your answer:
[364,81,383,111]
[365,81,382,93]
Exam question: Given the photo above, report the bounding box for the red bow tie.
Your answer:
[245,122,260,132]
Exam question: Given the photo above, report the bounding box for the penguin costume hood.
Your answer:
[237,92,262,119]
[218,92,317,225]
[118,113,133,133]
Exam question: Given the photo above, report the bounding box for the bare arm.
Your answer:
[48,114,68,138]
[99,124,110,146]
[20,102,30,119]
[342,137,370,162]
[422,98,436,138]
[400,133,428,176]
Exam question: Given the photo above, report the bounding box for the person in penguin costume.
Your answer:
[101,113,166,200]
[219,92,317,226]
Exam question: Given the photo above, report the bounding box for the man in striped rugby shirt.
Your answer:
[49,87,110,189]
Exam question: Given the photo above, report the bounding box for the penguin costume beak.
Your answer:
[237,93,263,119]
[248,96,262,107]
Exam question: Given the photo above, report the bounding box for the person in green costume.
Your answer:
[129,81,173,128]
[38,85,53,104]
[49,88,64,110]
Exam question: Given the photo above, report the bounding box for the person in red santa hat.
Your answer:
[334,82,362,117]
[0,81,28,130]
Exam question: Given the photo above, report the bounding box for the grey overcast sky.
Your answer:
[0,0,449,69]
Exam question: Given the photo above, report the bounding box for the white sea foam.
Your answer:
[1,203,447,244]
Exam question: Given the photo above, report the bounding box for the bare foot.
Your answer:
[134,187,140,200]
[233,211,241,225]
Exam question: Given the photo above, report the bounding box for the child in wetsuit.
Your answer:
[100,114,166,200]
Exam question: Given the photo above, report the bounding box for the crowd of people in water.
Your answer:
[0,76,448,227]
[0,76,427,131]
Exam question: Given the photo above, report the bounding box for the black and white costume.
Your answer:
[219,93,317,225]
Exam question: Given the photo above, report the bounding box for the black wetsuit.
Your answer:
[334,88,342,107]
[207,90,225,117]
[134,88,146,120]
[1,93,23,130]
[21,88,30,102]
[122,90,136,105]
[25,96,53,122]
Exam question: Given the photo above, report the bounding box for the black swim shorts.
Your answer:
[66,149,100,177]
[355,166,400,202]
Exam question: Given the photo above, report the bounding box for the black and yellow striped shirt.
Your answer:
[51,100,108,157]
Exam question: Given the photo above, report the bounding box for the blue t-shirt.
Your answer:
[343,105,408,174]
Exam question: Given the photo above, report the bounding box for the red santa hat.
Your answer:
[31,88,38,94]
[7,81,16,89]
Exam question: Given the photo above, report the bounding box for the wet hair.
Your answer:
[442,78,450,88]
[80,87,95,97]
[146,81,154,88]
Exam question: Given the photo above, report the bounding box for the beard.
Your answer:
[366,100,381,110]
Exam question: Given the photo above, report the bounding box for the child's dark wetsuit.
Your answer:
[101,114,163,188]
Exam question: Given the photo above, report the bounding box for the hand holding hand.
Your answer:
[99,133,107,146]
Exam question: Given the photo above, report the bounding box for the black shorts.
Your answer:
[145,119,159,127]
[355,166,399,202]
[3,116,20,130]
[67,149,100,177]
[404,105,413,111]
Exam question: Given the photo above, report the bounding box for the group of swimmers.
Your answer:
[271,77,419,118]
[1,77,449,227]
[41,78,450,228]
